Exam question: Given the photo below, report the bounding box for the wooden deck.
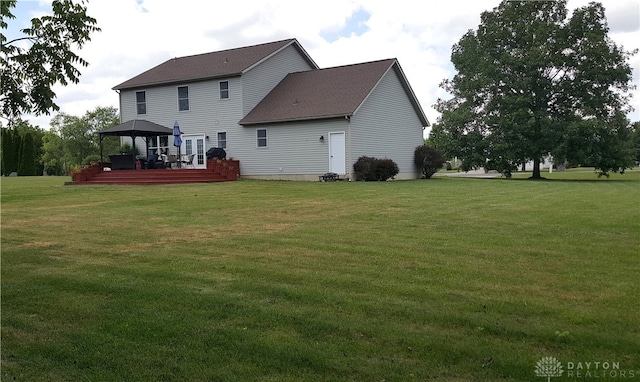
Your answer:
[72,160,239,185]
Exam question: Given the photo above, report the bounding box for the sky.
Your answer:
[4,0,640,136]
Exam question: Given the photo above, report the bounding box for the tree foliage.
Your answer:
[1,120,45,175]
[434,0,636,178]
[17,132,38,175]
[414,145,446,179]
[1,0,100,122]
[44,106,119,173]
[631,121,640,163]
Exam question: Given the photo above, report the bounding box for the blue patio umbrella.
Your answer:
[173,121,182,168]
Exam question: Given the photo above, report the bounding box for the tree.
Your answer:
[631,121,640,164]
[1,126,17,175]
[414,145,446,179]
[1,119,44,175]
[43,106,119,172]
[435,0,636,178]
[41,129,67,175]
[1,0,100,122]
[17,132,38,175]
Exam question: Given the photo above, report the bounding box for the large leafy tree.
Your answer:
[1,0,100,122]
[435,0,636,178]
[45,106,119,172]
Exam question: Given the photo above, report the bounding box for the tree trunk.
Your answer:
[531,158,542,179]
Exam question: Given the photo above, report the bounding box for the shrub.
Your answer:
[414,145,446,179]
[353,156,399,181]
[375,158,399,181]
[82,154,102,165]
[117,143,139,155]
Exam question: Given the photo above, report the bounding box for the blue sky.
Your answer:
[3,0,639,133]
[320,8,370,42]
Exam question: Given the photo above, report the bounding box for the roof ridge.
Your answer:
[289,58,395,74]
[168,38,296,61]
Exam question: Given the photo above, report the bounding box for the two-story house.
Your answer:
[113,38,429,180]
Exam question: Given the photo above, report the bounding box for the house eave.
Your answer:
[240,113,351,126]
[113,73,243,91]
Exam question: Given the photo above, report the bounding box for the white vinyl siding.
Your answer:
[118,78,243,162]
[236,119,349,177]
[349,68,424,179]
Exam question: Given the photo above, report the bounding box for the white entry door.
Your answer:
[182,134,206,169]
[329,132,346,174]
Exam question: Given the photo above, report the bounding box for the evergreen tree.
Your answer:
[17,131,37,175]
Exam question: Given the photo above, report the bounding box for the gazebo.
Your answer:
[98,119,173,165]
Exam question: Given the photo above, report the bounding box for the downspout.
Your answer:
[115,89,122,123]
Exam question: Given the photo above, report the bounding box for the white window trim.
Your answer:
[217,131,227,149]
[136,90,146,115]
[177,85,190,112]
[257,128,268,148]
[219,81,229,100]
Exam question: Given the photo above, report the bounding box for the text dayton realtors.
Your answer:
[566,361,637,379]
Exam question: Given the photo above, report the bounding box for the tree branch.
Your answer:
[4,36,37,46]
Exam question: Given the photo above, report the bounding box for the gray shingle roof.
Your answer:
[240,59,429,127]
[98,119,173,137]
[113,39,315,90]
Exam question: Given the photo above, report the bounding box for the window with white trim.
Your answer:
[219,81,229,99]
[136,91,146,115]
[217,132,227,149]
[257,129,267,148]
[178,86,189,111]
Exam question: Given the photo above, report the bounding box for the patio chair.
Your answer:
[161,154,178,169]
[145,154,164,169]
[181,153,196,168]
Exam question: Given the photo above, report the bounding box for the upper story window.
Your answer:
[257,129,267,148]
[136,91,146,115]
[217,132,227,149]
[219,81,229,99]
[178,86,189,111]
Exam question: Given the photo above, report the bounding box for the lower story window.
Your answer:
[257,129,267,148]
[217,132,227,149]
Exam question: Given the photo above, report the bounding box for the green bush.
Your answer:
[82,154,102,165]
[117,143,139,155]
[414,145,446,179]
[353,156,399,181]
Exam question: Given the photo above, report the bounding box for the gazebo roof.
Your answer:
[98,119,173,137]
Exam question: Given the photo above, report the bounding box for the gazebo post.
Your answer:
[99,134,104,165]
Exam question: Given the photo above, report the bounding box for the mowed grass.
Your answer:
[1,172,639,381]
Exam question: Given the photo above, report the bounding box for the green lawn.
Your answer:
[2,173,639,381]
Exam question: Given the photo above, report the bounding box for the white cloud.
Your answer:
[6,0,639,131]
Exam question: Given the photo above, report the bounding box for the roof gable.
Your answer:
[240,59,429,127]
[113,39,316,90]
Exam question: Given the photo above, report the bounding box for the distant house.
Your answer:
[113,38,429,180]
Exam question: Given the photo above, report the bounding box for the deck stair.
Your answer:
[73,160,239,185]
